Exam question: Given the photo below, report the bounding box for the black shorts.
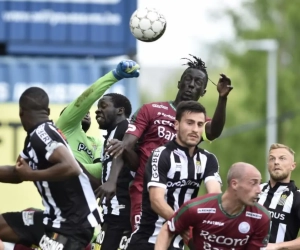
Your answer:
[2,211,94,250]
[91,218,131,250]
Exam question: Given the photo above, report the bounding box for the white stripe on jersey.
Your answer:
[269,185,289,209]
[282,192,293,213]
[276,223,287,242]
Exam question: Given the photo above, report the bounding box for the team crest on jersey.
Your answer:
[196,160,201,173]
[238,222,250,234]
[278,194,287,206]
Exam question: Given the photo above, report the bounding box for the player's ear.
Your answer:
[291,162,296,171]
[201,89,206,97]
[174,120,179,131]
[117,107,125,115]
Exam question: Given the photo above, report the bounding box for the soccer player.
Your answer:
[258,143,300,249]
[126,101,223,250]
[0,87,102,250]
[156,162,271,250]
[92,93,133,250]
[56,60,140,188]
[105,55,233,230]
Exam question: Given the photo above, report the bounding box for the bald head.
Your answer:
[227,162,260,186]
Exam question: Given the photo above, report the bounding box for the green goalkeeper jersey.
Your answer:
[56,71,118,179]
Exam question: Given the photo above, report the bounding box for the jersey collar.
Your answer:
[27,120,53,134]
[267,180,297,190]
[169,139,198,157]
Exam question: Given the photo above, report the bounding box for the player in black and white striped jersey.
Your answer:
[92,93,133,250]
[0,87,102,250]
[258,143,300,249]
[127,101,222,250]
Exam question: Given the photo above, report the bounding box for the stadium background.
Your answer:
[1,0,300,240]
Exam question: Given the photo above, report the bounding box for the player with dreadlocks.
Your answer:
[97,55,233,240]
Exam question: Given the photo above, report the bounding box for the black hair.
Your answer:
[19,87,49,111]
[104,93,132,118]
[181,54,209,88]
[176,101,206,121]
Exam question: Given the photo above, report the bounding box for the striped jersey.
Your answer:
[128,139,222,249]
[258,181,300,243]
[20,121,102,233]
[100,119,133,221]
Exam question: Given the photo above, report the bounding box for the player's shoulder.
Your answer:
[249,202,271,221]
[185,193,220,209]
[152,145,169,155]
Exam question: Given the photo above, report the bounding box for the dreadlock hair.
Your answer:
[181,54,209,88]
[104,93,132,118]
[19,87,49,112]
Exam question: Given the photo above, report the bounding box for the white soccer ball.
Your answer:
[129,7,167,42]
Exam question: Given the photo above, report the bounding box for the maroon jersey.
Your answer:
[168,193,271,250]
[126,101,210,179]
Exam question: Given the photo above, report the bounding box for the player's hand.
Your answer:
[217,74,233,97]
[181,229,190,244]
[105,139,125,158]
[15,158,33,181]
[95,181,117,206]
[112,60,140,80]
[265,243,279,250]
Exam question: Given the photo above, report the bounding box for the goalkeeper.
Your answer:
[56,60,140,188]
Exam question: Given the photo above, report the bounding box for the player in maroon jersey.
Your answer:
[104,55,233,230]
[155,162,271,250]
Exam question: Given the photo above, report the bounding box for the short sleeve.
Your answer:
[145,146,170,190]
[202,152,222,185]
[167,200,195,234]
[126,104,151,138]
[31,123,67,161]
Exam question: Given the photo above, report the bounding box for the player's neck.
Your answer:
[220,192,245,217]
[269,178,291,188]
[24,113,50,132]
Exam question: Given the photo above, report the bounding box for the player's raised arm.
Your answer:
[56,60,140,133]
[204,74,233,141]
[203,152,223,193]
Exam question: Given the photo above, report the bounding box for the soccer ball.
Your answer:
[129,7,167,42]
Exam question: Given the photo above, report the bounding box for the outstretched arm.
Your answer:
[57,60,140,133]
[56,71,119,133]
[205,74,233,140]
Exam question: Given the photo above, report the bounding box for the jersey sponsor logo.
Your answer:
[269,211,285,220]
[238,222,250,234]
[166,179,200,188]
[77,142,94,159]
[157,126,176,141]
[126,124,136,132]
[245,211,262,219]
[39,234,65,250]
[200,230,250,247]
[151,149,162,181]
[197,208,216,214]
[154,119,174,127]
[152,104,168,110]
[202,220,224,226]
[36,124,52,145]
[157,112,175,120]
[22,210,35,226]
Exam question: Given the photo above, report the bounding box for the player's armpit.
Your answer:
[205,179,222,193]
